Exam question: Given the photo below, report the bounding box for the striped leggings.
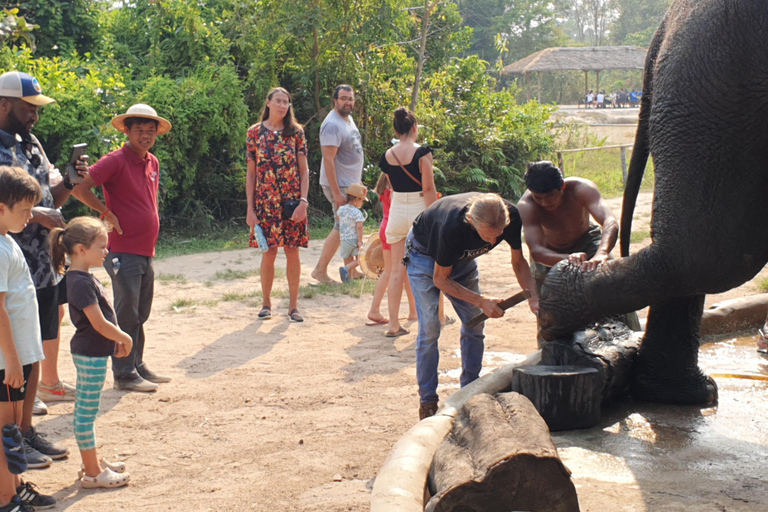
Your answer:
[72,354,108,451]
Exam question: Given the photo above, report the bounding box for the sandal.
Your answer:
[78,458,126,479]
[289,309,304,323]
[441,315,457,326]
[258,306,272,319]
[384,327,410,338]
[79,467,131,489]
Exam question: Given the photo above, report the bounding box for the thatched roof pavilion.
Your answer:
[502,46,648,102]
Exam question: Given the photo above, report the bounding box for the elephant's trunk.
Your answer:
[538,249,673,341]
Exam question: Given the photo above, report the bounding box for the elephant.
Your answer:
[537,0,768,405]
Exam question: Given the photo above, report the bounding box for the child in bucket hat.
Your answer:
[337,183,368,283]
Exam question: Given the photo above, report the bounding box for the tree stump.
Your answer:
[426,392,580,512]
[540,320,642,403]
[511,365,601,431]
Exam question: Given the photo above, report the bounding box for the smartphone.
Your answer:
[65,143,88,185]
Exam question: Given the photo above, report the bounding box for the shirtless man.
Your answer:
[518,161,640,331]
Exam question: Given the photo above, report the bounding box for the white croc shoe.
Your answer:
[79,467,131,489]
[77,458,126,479]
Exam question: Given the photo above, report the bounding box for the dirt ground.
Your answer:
[31,192,767,511]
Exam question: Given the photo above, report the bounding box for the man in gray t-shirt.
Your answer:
[312,85,365,284]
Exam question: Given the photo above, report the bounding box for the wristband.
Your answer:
[300,197,308,203]
[100,210,110,220]
[62,174,75,190]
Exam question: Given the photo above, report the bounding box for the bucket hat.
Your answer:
[111,104,172,135]
[0,71,55,106]
[346,183,368,201]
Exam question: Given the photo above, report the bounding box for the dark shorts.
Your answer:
[0,364,33,402]
[36,279,65,341]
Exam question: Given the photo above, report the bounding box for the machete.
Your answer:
[464,290,532,329]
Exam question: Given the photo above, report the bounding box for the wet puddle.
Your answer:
[439,336,768,509]
[554,335,768,511]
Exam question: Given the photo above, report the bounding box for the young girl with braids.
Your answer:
[49,217,132,489]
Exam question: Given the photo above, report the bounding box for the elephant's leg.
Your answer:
[631,294,718,405]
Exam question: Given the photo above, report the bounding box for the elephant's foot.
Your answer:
[631,364,718,405]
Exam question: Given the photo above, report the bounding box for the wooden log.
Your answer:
[700,294,768,338]
[511,365,601,431]
[426,392,580,512]
[540,320,642,403]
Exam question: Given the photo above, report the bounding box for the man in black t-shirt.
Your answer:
[406,192,539,420]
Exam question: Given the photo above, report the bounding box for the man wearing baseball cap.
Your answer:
[0,70,76,509]
[72,104,173,392]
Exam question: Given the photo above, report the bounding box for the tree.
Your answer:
[7,0,104,56]
[0,7,36,50]
[558,0,618,47]
[461,0,562,64]
[610,0,671,45]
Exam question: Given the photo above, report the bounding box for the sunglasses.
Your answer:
[21,140,41,168]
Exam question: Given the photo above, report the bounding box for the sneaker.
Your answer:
[36,381,75,402]
[339,266,350,283]
[113,374,158,392]
[136,363,172,384]
[418,401,439,420]
[23,427,68,460]
[16,481,55,510]
[0,496,34,512]
[32,397,47,416]
[22,442,52,469]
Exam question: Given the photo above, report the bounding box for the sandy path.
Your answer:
[30,192,767,511]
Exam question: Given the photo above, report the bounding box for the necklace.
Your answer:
[263,120,284,134]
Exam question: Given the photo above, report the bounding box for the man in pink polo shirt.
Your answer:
[73,104,172,392]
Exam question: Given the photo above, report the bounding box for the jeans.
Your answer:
[104,253,154,379]
[406,233,485,405]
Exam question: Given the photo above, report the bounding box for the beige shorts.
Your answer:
[386,191,426,245]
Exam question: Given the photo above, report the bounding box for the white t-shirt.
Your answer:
[337,204,366,243]
[0,235,44,369]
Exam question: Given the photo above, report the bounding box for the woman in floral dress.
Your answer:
[246,87,309,322]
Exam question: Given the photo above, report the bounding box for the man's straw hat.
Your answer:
[111,104,172,135]
[359,234,385,280]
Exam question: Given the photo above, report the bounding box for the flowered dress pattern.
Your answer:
[246,123,309,248]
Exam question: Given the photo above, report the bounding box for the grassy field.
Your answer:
[559,146,655,199]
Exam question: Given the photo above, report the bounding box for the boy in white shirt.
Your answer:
[337,183,367,283]
[0,166,56,511]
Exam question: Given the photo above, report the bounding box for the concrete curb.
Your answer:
[370,351,542,511]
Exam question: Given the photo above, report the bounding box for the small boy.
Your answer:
[337,183,368,283]
[0,166,56,510]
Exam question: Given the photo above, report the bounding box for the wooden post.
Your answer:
[620,146,628,185]
[526,72,531,102]
[512,366,601,431]
[595,69,601,92]
[584,71,588,101]
[537,71,542,103]
[557,151,564,173]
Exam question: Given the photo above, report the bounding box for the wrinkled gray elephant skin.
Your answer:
[539,0,768,405]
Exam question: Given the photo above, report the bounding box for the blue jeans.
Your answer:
[406,234,485,405]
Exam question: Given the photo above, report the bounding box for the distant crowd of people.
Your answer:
[582,89,642,108]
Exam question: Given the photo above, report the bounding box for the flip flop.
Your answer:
[258,306,271,319]
[366,317,388,326]
[441,315,457,326]
[384,327,410,338]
